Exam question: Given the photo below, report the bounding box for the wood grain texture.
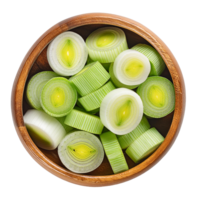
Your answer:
[11,13,186,187]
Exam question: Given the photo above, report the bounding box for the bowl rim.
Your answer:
[11,13,185,187]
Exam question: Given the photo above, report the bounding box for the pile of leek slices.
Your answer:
[24,27,175,174]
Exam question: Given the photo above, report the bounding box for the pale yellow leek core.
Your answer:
[148,85,165,107]
[96,31,115,47]
[51,87,65,107]
[124,58,144,78]
[68,143,96,160]
[115,100,133,126]
[57,39,75,67]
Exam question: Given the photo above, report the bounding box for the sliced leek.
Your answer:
[100,88,143,135]
[126,128,164,163]
[109,63,138,89]
[64,109,104,134]
[113,50,151,86]
[56,116,74,133]
[86,27,128,63]
[100,131,129,174]
[69,61,110,96]
[132,44,165,76]
[26,71,59,110]
[40,77,77,117]
[117,116,150,149]
[137,76,175,118]
[24,109,66,150]
[58,131,104,173]
[47,31,88,76]
[78,81,115,111]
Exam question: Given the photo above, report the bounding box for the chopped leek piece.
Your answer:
[24,109,66,150]
[58,131,104,173]
[86,27,128,63]
[100,88,143,135]
[87,55,110,71]
[26,71,59,110]
[47,31,88,76]
[40,77,77,117]
[64,109,104,134]
[137,76,175,118]
[69,61,110,96]
[100,132,129,173]
[113,50,151,86]
[126,128,164,163]
[132,44,165,76]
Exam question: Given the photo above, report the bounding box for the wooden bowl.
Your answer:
[11,13,185,187]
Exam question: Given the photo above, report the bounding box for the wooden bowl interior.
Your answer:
[23,24,174,176]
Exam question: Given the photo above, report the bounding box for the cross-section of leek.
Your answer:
[113,50,151,86]
[26,71,59,110]
[109,63,138,89]
[40,77,77,117]
[126,128,164,163]
[117,116,150,149]
[47,31,88,76]
[100,88,143,135]
[100,131,129,174]
[58,131,104,173]
[64,109,104,134]
[78,81,115,111]
[137,76,175,118]
[24,109,67,150]
[86,27,128,63]
[69,61,110,96]
[132,44,165,76]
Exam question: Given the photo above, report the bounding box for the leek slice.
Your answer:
[47,31,88,76]
[69,61,110,96]
[100,88,143,135]
[56,116,74,133]
[137,76,175,118]
[109,63,138,89]
[58,131,104,173]
[117,116,150,149]
[132,44,165,76]
[26,71,59,110]
[24,110,66,150]
[78,81,115,111]
[64,109,104,134]
[100,132,129,174]
[86,27,128,63]
[113,50,151,86]
[126,128,164,163]
[40,77,77,117]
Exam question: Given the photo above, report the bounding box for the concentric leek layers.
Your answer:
[78,81,115,111]
[113,50,151,86]
[64,109,104,134]
[86,27,128,63]
[26,71,59,110]
[100,132,129,174]
[69,61,110,96]
[41,77,77,117]
[47,31,88,76]
[126,128,164,163]
[132,44,165,76]
[58,131,104,173]
[117,116,150,149]
[109,63,138,89]
[24,110,66,150]
[137,76,175,118]
[100,88,143,135]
